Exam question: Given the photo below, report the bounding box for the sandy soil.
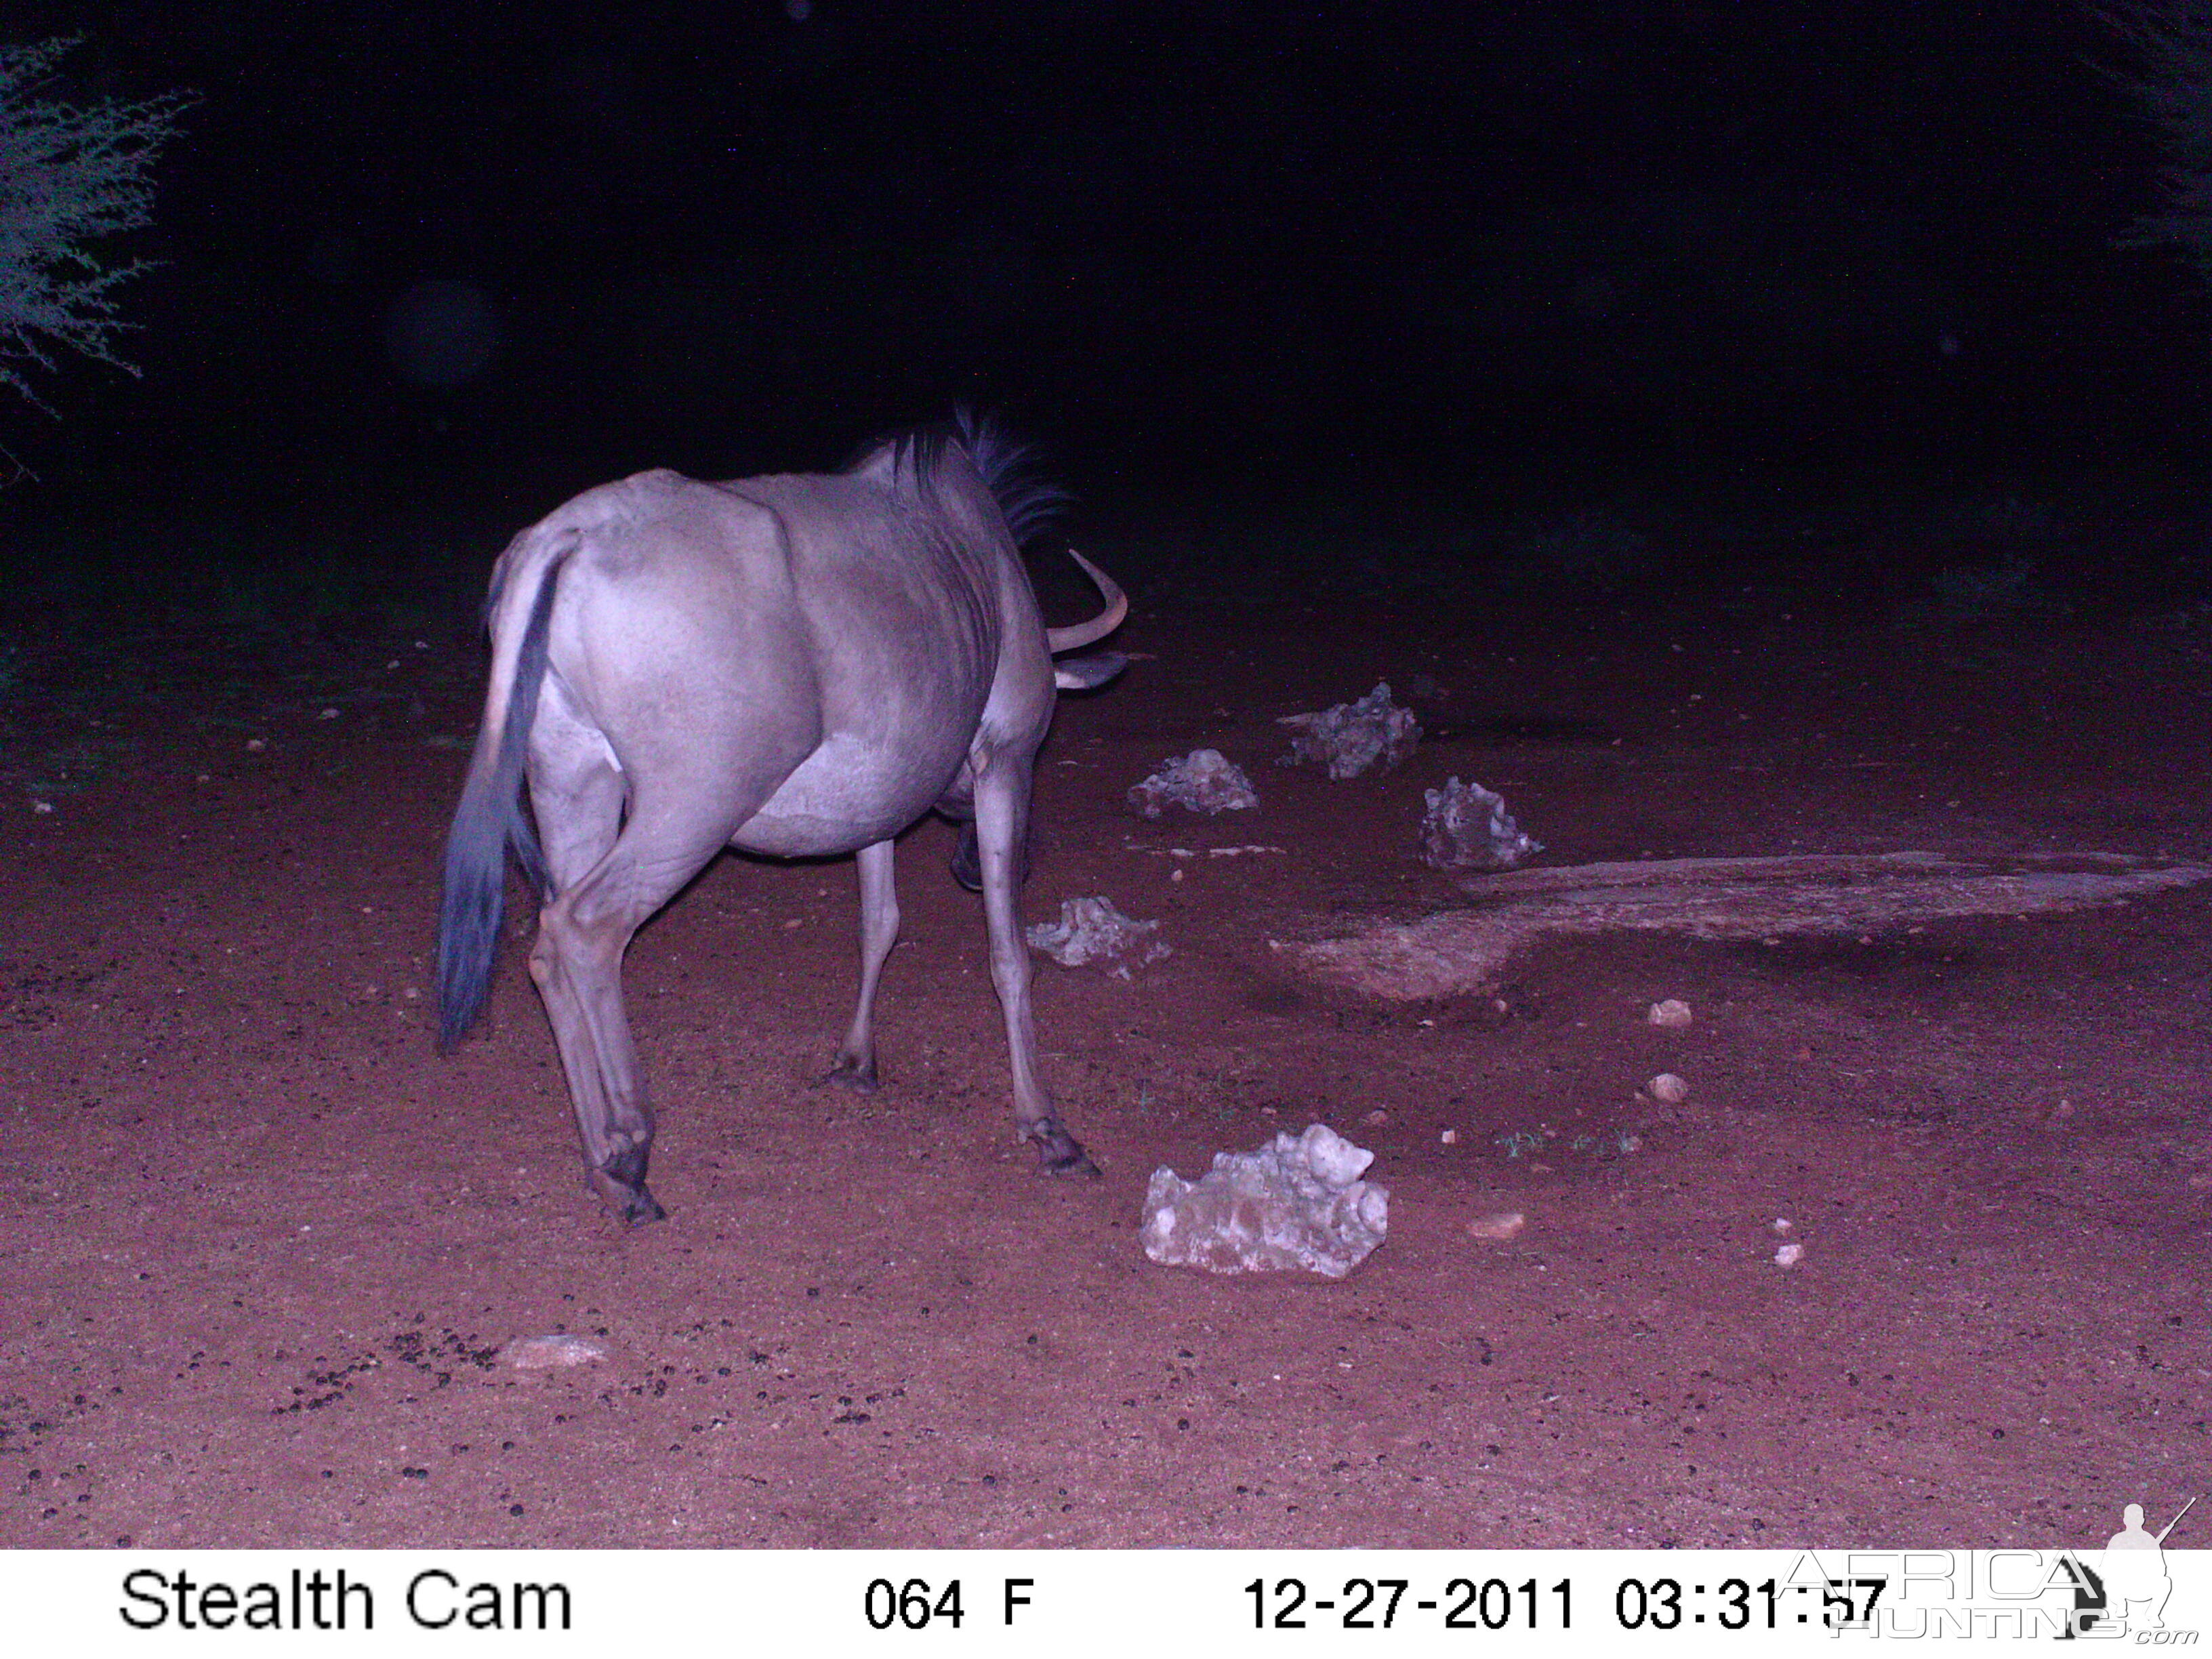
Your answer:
[1,515,2207,1550]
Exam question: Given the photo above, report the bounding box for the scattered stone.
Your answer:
[1025,897,1170,978]
[1127,749,1260,818]
[1465,1210,1525,1242]
[1419,777,1542,872]
[1774,1242,1804,1269]
[1439,1128,1459,1145]
[1277,682,1421,779]
[1772,1217,1794,1234]
[1647,1073,1691,1105]
[1361,1109,1389,1127]
[1647,998,1694,1028]
[1141,1123,1389,1279]
[245,738,266,752]
[497,1335,609,1370]
[30,800,52,815]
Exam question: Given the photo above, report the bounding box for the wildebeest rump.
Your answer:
[436,418,1126,1224]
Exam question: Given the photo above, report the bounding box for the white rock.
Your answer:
[497,1334,609,1369]
[1465,1210,1525,1241]
[1127,749,1260,818]
[1647,998,1694,1028]
[1142,1123,1388,1279]
[1420,777,1542,871]
[1647,1072,1691,1105]
[1774,1242,1804,1268]
[1025,897,1170,978]
[1277,682,1421,779]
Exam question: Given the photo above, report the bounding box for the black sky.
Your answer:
[8,1,2203,509]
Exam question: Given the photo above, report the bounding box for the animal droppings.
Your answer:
[1647,1073,1691,1105]
[1142,1123,1389,1279]
[1465,1210,1525,1241]
[1647,998,1694,1027]
[1126,749,1261,818]
[1276,682,1421,779]
[497,1335,609,1370]
[1025,897,1170,978]
[1419,777,1542,872]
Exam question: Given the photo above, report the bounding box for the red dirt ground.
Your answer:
[1,519,2207,1550]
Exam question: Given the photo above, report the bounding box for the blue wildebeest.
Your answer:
[436,417,1126,1225]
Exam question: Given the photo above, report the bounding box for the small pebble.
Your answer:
[1774,1242,1804,1268]
[1439,1128,1458,1145]
[497,1335,609,1370]
[1362,1109,1389,1127]
[246,738,266,752]
[1647,1073,1690,1105]
[1465,1211,1525,1242]
[1772,1217,1794,1234]
[1647,998,1693,1028]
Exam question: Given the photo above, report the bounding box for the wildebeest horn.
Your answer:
[1046,549,1127,654]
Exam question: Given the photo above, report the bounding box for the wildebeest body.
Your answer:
[437,420,1125,1224]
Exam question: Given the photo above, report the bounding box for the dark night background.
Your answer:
[4,1,2208,588]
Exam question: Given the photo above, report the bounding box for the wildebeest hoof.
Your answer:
[821,1054,880,1092]
[1027,1122,1103,1181]
[588,1162,668,1227]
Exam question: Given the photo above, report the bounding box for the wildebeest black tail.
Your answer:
[436,528,572,1052]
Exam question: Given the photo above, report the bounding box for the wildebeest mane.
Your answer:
[844,408,1069,547]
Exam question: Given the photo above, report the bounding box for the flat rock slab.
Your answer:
[1290,851,2212,1001]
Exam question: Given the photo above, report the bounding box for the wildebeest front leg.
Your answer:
[973,760,1099,1178]
[827,838,899,1089]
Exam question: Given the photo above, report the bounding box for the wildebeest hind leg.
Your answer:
[529,791,758,1225]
